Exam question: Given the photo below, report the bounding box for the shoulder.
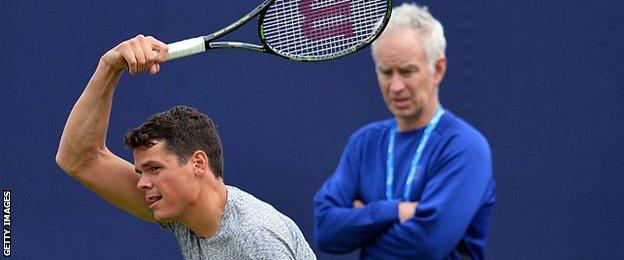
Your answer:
[225,186,302,239]
[435,111,491,153]
[225,186,314,259]
[346,118,394,145]
[226,186,281,217]
[429,111,495,192]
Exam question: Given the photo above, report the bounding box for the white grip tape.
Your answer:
[166,37,206,61]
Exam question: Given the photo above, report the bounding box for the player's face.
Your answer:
[133,141,200,221]
[373,27,445,128]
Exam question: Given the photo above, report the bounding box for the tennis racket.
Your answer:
[165,0,392,62]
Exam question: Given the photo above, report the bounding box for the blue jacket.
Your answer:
[314,111,496,259]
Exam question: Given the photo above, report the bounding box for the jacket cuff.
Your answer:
[372,199,400,223]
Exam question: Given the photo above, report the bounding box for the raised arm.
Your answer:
[55,35,168,222]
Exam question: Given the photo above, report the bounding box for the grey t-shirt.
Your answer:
[165,186,316,260]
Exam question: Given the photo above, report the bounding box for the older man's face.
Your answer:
[373,27,445,129]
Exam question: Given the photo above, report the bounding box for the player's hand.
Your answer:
[398,201,418,223]
[100,35,168,75]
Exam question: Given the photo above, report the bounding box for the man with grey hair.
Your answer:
[314,3,496,259]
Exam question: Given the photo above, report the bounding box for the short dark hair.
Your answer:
[123,105,223,178]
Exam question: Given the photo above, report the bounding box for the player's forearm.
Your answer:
[56,61,123,175]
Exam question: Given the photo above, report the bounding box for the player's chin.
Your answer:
[151,207,177,222]
[152,211,176,222]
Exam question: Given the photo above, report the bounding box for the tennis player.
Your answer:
[55,35,315,259]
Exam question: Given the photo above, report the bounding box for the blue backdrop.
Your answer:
[1,0,623,259]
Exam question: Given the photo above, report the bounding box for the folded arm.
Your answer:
[365,136,493,259]
[314,137,402,254]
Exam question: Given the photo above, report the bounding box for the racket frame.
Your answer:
[166,0,393,62]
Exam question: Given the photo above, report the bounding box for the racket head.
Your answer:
[258,0,392,62]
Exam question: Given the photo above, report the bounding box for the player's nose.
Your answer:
[137,175,153,191]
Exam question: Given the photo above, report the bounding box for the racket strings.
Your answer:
[262,0,389,60]
[266,7,383,54]
[265,0,385,51]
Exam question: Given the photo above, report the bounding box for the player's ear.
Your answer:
[190,150,209,176]
[433,57,447,86]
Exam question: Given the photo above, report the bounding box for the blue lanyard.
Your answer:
[386,108,444,201]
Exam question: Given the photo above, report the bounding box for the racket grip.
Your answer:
[166,37,206,61]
